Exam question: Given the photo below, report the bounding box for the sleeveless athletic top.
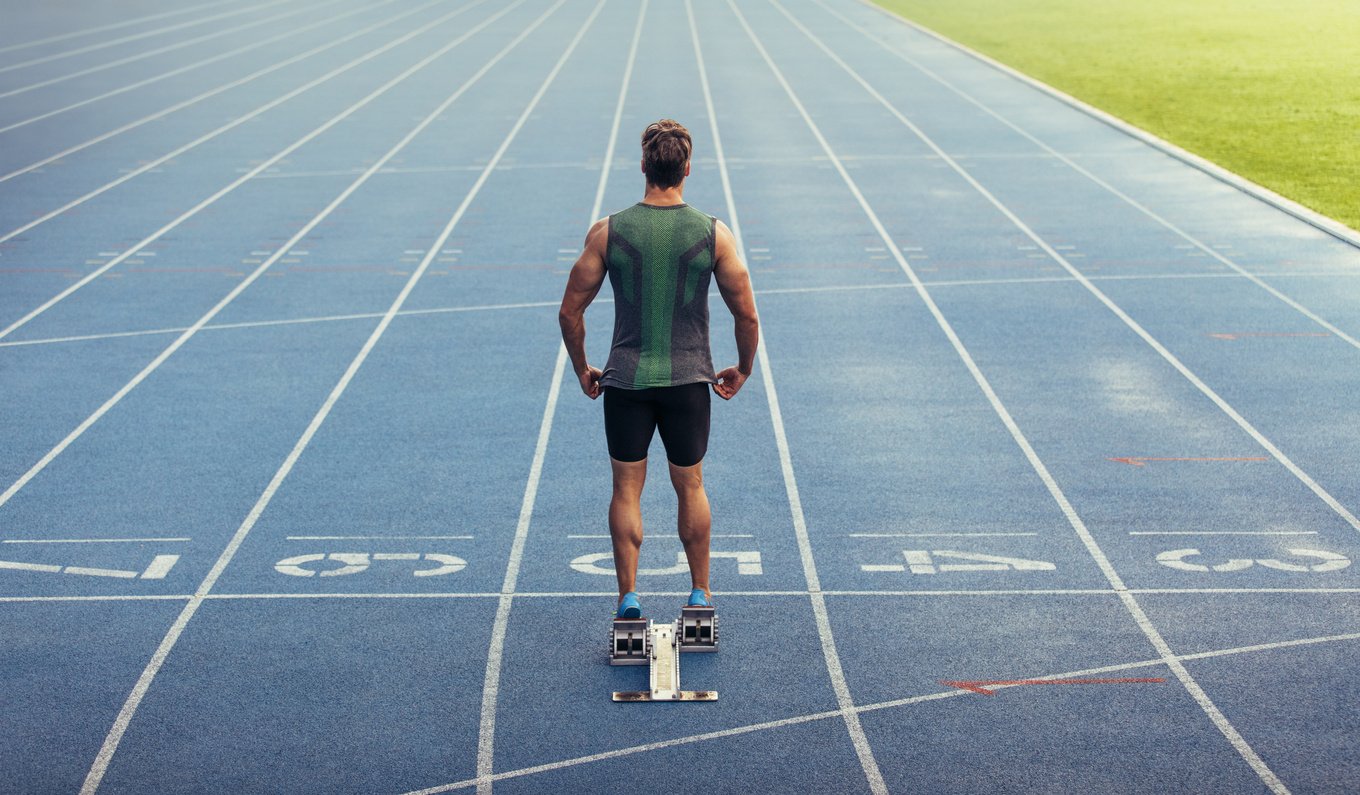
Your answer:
[600,202,718,390]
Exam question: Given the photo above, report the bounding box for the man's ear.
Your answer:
[641,158,646,174]
[684,161,691,177]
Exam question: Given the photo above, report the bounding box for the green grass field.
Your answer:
[870,0,1360,232]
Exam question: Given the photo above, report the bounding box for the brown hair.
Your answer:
[641,119,691,188]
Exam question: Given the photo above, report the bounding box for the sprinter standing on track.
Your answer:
[558,119,759,619]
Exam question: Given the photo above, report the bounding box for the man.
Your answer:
[558,119,759,619]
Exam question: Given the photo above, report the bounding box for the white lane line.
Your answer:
[812,0,1360,354]
[792,1,1360,542]
[850,532,1038,537]
[405,628,1360,794]
[0,0,286,73]
[472,3,637,792]
[762,2,1289,791]
[1,537,191,544]
[565,533,754,539]
[0,0,490,341]
[1129,531,1319,536]
[0,0,313,97]
[0,0,408,138]
[7,587,1360,605]
[0,0,237,57]
[690,3,887,792]
[77,3,573,792]
[7,270,1357,351]
[0,299,563,349]
[0,595,192,603]
[284,535,475,540]
[0,0,519,513]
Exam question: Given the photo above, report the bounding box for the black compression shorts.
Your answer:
[603,383,711,467]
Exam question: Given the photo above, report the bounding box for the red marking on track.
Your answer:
[941,678,1165,696]
[1208,332,1331,341]
[1108,456,1269,467]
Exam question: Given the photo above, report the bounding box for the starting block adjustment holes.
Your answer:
[274,552,467,578]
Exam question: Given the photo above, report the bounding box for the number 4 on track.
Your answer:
[862,550,1056,575]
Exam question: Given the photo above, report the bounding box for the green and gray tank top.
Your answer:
[600,202,717,390]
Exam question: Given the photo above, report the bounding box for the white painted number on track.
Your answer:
[862,549,1056,574]
[570,550,763,577]
[1157,548,1351,573]
[274,552,467,577]
[0,554,179,580]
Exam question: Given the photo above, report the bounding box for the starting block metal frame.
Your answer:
[610,606,717,702]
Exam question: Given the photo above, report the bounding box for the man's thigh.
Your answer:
[655,383,711,467]
[603,387,658,462]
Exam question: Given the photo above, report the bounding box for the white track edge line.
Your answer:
[852,0,1360,250]
[786,1,1360,539]
[811,0,1360,353]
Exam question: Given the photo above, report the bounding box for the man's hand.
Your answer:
[713,366,748,400]
[578,365,603,399]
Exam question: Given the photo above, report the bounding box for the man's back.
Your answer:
[601,202,717,390]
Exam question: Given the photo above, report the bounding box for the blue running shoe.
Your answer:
[687,588,711,607]
[617,592,642,619]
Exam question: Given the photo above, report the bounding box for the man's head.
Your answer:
[640,119,691,189]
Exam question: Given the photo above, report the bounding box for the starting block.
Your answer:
[610,605,718,702]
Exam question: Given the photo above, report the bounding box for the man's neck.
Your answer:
[641,183,685,206]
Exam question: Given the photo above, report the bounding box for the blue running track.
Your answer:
[2,0,1359,792]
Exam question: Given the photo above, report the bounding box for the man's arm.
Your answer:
[558,218,609,399]
[712,220,759,400]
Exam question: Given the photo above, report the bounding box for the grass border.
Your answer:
[859,0,1360,250]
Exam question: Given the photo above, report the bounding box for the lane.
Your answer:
[0,600,191,793]
[0,1,238,57]
[80,3,606,791]
[0,0,497,338]
[0,1,526,495]
[486,2,867,792]
[772,0,1360,590]
[716,0,1294,791]
[0,0,273,69]
[2,17,587,788]
[0,0,549,571]
[0,0,307,97]
[783,0,1360,549]
[0,0,400,137]
[805,0,1360,351]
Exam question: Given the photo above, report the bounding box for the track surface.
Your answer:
[3,1,1359,792]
